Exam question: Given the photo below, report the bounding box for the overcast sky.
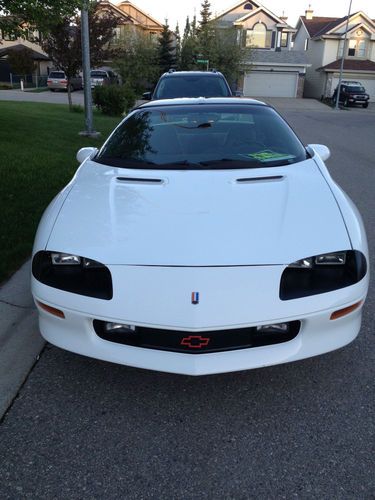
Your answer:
[115,0,375,30]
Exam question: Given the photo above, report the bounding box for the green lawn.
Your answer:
[0,101,120,284]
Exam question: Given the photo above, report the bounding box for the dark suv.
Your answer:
[143,70,236,100]
[332,81,370,108]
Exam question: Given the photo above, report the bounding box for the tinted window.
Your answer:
[91,71,107,78]
[154,75,231,99]
[49,72,65,78]
[95,104,308,170]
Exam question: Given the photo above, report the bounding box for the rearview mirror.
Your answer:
[142,91,152,100]
[76,147,98,164]
[306,144,331,162]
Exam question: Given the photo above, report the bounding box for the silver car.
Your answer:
[47,71,82,92]
[90,69,118,88]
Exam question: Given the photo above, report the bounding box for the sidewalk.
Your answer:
[0,261,44,419]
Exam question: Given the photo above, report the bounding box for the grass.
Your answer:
[0,101,120,284]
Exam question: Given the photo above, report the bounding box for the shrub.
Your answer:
[92,84,136,116]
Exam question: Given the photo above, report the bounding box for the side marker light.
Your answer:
[36,301,65,319]
[330,301,362,320]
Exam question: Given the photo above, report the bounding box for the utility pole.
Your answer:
[335,0,352,109]
[80,0,100,137]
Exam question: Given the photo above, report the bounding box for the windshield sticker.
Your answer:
[240,150,296,162]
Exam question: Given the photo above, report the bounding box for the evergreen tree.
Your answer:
[191,14,197,37]
[197,0,214,62]
[183,16,190,40]
[174,23,181,70]
[158,20,176,73]
[200,0,211,27]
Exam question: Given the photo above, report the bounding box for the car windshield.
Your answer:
[154,75,231,99]
[94,104,308,170]
[49,72,65,78]
[91,71,107,78]
[345,86,365,92]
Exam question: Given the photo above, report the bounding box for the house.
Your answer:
[0,27,51,84]
[98,0,164,42]
[213,0,310,97]
[294,8,375,101]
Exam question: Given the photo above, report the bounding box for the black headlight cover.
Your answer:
[32,251,113,300]
[280,250,366,300]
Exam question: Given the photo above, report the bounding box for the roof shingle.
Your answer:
[318,59,375,72]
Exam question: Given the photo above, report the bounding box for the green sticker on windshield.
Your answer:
[240,150,296,162]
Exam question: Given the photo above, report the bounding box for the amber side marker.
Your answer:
[36,301,65,319]
[330,301,362,320]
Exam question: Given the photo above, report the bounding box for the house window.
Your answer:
[246,23,271,48]
[304,38,309,51]
[281,32,288,47]
[339,38,367,58]
[244,2,253,9]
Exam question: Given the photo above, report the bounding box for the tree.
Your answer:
[42,5,117,109]
[7,47,36,76]
[0,0,82,37]
[114,27,159,95]
[174,23,181,70]
[199,0,211,27]
[158,21,176,73]
[183,16,190,40]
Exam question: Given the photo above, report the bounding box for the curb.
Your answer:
[0,261,45,420]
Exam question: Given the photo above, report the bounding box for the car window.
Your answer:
[95,104,308,170]
[154,76,231,99]
[49,72,65,78]
[91,71,107,78]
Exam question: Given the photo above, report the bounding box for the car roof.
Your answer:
[160,71,225,78]
[138,97,267,108]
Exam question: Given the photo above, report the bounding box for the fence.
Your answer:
[9,74,48,89]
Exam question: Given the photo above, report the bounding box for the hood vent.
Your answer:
[116,176,164,185]
[236,175,284,184]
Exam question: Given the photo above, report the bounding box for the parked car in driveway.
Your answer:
[332,81,370,108]
[90,69,119,88]
[31,97,369,376]
[142,70,236,100]
[47,71,82,92]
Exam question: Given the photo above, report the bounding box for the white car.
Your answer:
[31,98,369,375]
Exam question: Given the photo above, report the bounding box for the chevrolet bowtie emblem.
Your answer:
[180,335,210,349]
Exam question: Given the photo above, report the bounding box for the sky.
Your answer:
[114,0,375,30]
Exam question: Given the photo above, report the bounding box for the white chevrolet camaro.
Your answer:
[31,98,369,375]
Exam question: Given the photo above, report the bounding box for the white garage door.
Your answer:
[332,76,375,102]
[244,72,298,98]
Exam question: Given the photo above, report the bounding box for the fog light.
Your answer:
[256,323,289,333]
[104,322,136,334]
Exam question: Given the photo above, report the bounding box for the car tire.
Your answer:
[363,102,369,108]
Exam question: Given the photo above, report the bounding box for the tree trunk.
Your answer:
[67,78,73,110]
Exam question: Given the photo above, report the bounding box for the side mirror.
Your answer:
[142,91,152,100]
[306,144,331,162]
[76,147,98,164]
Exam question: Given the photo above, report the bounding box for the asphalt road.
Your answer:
[1,102,374,499]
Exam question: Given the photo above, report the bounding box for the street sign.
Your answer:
[196,59,209,64]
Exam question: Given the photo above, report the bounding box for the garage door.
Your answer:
[244,72,298,98]
[332,76,375,102]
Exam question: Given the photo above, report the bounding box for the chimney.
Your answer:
[305,5,314,20]
[280,10,288,23]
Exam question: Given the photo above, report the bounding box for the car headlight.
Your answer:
[280,250,366,300]
[32,251,113,299]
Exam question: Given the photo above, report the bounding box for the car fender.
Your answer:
[312,153,369,257]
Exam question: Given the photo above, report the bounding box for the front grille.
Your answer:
[93,320,301,354]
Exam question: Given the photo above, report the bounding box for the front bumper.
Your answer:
[32,264,368,375]
[35,301,363,375]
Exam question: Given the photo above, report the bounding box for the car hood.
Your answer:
[46,159,351,266]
